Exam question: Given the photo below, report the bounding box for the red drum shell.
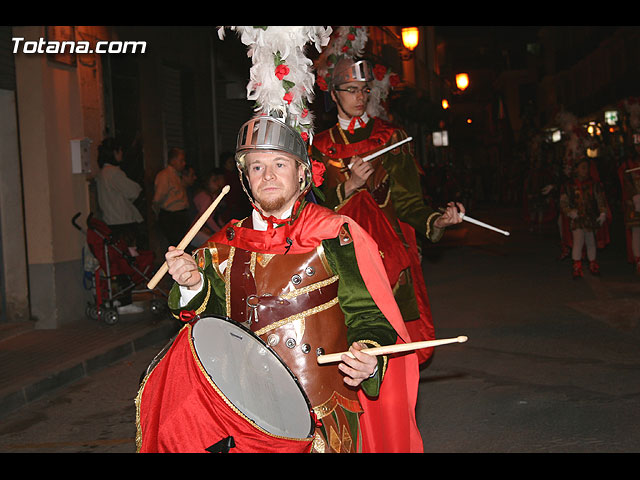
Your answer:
[136,316,315,453]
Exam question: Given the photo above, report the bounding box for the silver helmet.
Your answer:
[331,58,374,89]
[235,115,313,207]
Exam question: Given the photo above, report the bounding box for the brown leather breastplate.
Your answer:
[205,239,361,415]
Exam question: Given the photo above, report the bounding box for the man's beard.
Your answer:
[257,193,288,217]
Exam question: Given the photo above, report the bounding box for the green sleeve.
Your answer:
[383,143,444,242]
[322,225,398,397]
[167,248,226,319]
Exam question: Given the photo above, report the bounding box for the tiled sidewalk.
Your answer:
[0,312,179,420]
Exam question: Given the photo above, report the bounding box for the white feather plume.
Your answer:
[315,26,368,85]
[219,26,332,141]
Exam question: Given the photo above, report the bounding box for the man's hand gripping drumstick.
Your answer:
[147,185,230,290]
[318,336,469,364]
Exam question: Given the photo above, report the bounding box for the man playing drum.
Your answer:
[136,113,424,453]
[312,42,465,365]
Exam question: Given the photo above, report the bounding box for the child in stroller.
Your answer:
[73,212,166,324]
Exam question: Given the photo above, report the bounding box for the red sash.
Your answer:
[313,117,396,160]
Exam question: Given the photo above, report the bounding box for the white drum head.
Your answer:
[191,316,314,439]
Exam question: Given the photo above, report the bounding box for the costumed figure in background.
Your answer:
[555,111,611,261]
[559,157,609,278]
[135,26,423,454]
[311,26,464,365]
[617,132,640,274]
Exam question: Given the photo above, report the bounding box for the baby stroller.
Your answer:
[72,212,167,325]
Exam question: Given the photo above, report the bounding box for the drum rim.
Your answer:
[190,314,316,440]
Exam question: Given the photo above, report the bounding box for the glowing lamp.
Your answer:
[456,73,469,91]
[442,99,449,109]
[401,27,419,51]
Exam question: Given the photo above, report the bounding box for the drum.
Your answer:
[191,315,315,440]
[136,315,316,453]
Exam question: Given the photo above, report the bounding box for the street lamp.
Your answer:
[442,99,449,110]
[401,27,419,51]
[456,73,469,91]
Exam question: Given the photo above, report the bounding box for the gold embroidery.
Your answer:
[335,184,343,205]
[312,391,363,421]
[358,339,388,377]
[426,211,442,240]
[330,127,350,180]
[342,425,353,453]
[376,173,391,208]
[195,280,211,316]
[336,125,350,145]
[329,426,341,453]
[312,433,326,453]
[250,251,257,278]
[170,280,212,320]
[225,247,235,317]
[279,275,339,300]
[253,297,339,337]
[256,253,275,267]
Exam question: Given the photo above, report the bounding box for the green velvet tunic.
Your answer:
[167,223,397,397]
[311,119,444,243]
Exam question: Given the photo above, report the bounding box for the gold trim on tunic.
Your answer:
[254,297,340,337]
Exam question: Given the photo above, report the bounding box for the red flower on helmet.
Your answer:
[373,64,387,81]
[311,159,326,187]
[283,92,293,104]
[317,76,328,91]
[275,64,290,80]
[389,73,400,88]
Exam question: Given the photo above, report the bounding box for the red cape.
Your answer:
[209,202,424,453]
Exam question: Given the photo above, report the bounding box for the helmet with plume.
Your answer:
[218,26,332,209]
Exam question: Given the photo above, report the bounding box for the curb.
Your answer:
[0,321,179,421]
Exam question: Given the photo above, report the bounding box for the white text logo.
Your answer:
[12,37,146,54]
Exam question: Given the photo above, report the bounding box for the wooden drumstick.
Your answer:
[146,185,231,290]
[625,166,640,173]
[316,336,468,364]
